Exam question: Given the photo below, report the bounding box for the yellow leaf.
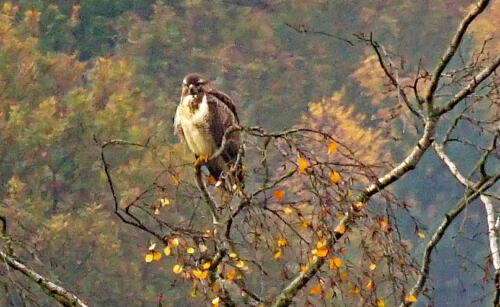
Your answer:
[330,171,341,184]
[173,264,183,274]
[171,175,179,185]
[300,221,310,228]
[309,284,322,295]
[145,253,153,263]
[226,269,235,281]
[334,223,346,235]
[163,246,171,256]
[160,197,170,206]
[369,263,376,270]
[417,232,425,238]
[203,229,212,237]
[212,296,220,307]
[202,261,211,269]
[316,246,329,258]
[329,257,342,269]
[365,280,374,290]
[148,243,156,251]
[340,272,348,280]
[327,141,337,154]
[376,299,385,307]
[274,250,282,260]
[152,251,162,261]
[273,189,284,200]
[187,247,195,254]
[277,238,287,247]
[236,260,245,268]
[283,207,293,214]
[300,265,306,272]
[379,219,388,228]
[170,238,180,247]
[297,156,308,173]
[229,252,237,258]
[192,269,208,279]
[407,295,417,302]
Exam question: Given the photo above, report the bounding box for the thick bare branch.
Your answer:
[0,251,88,307]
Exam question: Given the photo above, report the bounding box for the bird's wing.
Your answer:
[207,88,239,124]
[173,105,185,142]
[206,93,240,162]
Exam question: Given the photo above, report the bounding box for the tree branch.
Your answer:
[0,251,88,307]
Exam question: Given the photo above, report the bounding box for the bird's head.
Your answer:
[182,73,208,97]
[181,73,208,112]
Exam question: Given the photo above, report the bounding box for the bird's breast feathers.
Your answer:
[177,94,216,157]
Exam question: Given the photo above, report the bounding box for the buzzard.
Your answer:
[174,73,242,185]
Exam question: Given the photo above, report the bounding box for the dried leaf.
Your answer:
[297,156,308,173]
[173,264,183,274]
[192,269,208,279]
[309,284,322,295]
[327,141,337,154]
[274,250,282,260]
[365,280,374,290]
[152,251,162,261]
[273,189,284,200]
[407,295,417,302]
[330,171,341,183]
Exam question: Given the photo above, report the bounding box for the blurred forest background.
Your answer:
[0,0,499,306]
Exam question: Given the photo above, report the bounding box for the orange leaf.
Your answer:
[349,286,360,294]
[376,299,385,307]
[340,272,348,280]
[226,269,235,281]
[329,257,342,269]
[300,265,306,272]
[152,251,162,261]
[202,261,211,269]
[353,201,364,211]
[274,249,282,260]
[300,221,310,228]
[297,156,308,173]
[171,175,179,185]
[329,171,341,183]
[340,248,347,255]
[206,176,216,185]
[277,238,287,247]
[273,189,284,201]
[309,284,322,295]
[379,219,388,228]
[316,246,329,258]
[170,237,180,247]
[334,223,346,235]
[406,295,417,302]
[365,280,374,290]
[327,141,337,154]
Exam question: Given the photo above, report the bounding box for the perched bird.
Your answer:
[174,73,242,185]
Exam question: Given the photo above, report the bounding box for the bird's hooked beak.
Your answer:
[188,84,198,96]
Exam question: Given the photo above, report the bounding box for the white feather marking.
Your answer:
[178,94,216,157]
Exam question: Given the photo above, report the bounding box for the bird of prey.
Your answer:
[174,73,242,186]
